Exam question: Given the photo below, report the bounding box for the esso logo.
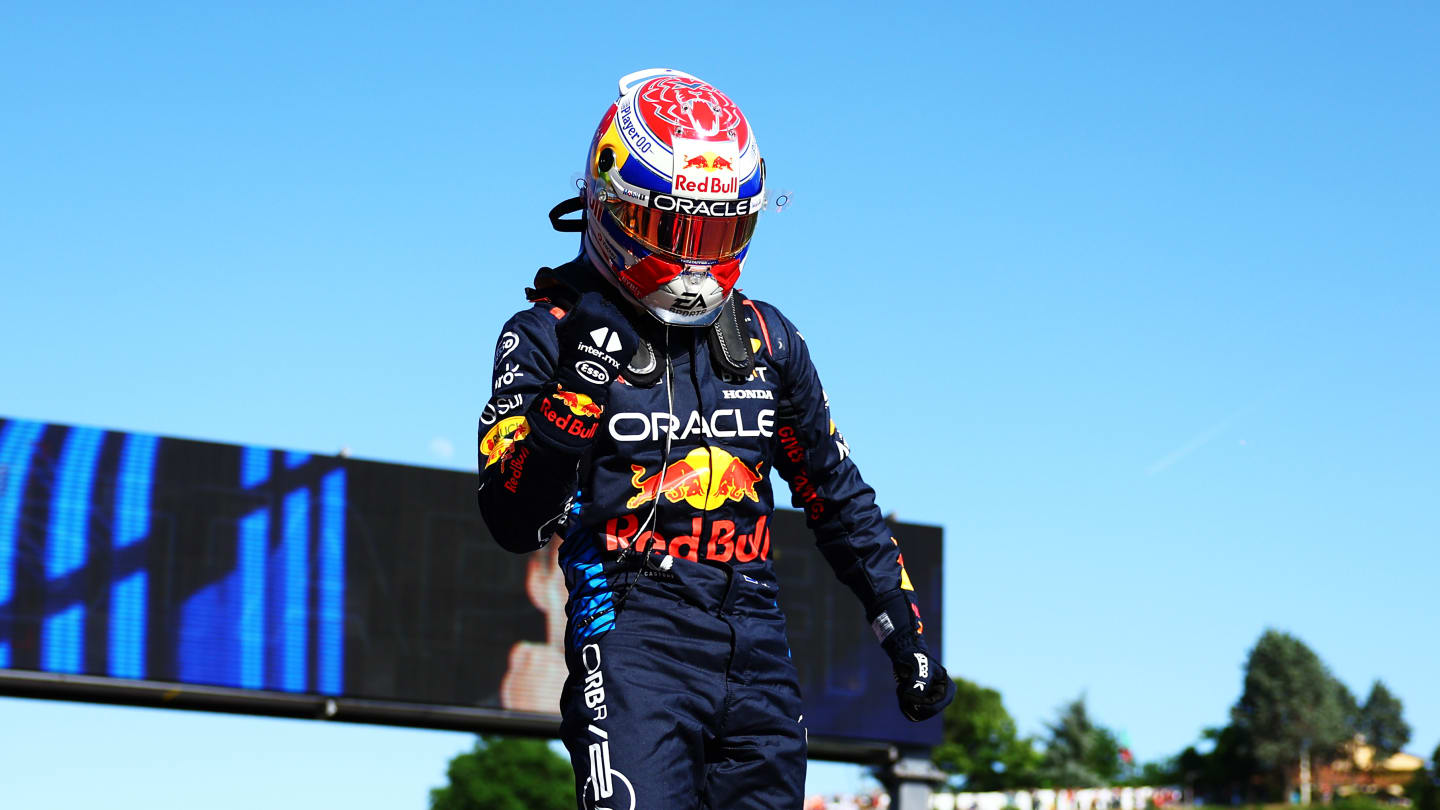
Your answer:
[575,360,610,385]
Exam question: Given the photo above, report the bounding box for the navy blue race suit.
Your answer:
[477,267,937,809]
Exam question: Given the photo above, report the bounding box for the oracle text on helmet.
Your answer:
[650,193,759,217]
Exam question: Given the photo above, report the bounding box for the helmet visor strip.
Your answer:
[604,197,759,262]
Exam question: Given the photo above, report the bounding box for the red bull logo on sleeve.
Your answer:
[626,447,763,511]
[479,416,530,468]
[552,386,604,418]
[537,393,600,441]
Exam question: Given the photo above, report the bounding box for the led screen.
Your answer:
[0,417,942,748]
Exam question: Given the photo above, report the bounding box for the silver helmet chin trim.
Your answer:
[582,232,732,328]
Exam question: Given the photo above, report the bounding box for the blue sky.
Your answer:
[2,1,1437,804]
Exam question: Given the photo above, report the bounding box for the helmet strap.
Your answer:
[548,195,586,232]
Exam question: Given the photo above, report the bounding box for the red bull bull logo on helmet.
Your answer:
[672,136,740,201]
[677,153,736,172]
[627,446,764,511]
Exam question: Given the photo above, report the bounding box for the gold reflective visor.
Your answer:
[604,196,760,261]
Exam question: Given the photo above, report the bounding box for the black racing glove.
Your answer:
[870,591,955,722]
[888,641,954,722]
[529,292,639,452]
[554,291,639,395]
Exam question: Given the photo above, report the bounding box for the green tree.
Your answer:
[1230,629,1351,799]
[1337,680,1362,738]
[932,677,1042,789]
[1117,756,1181,787]
[1316,679,1363,765]
[1405,742,1440,810]
[1196,724,1262,803]
[1039,695,1123,787]
[1176,745,1207,794]
[1358,680,1411,758]
[430,735,573,810]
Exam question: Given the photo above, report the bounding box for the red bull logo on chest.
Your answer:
[627,446,763,511]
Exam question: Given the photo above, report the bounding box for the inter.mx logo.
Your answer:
[574,327,624,372]
[590,327,622,354]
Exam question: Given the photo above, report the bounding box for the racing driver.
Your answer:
[477,68,954,809]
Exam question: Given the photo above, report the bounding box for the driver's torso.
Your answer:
[576,323,782,570]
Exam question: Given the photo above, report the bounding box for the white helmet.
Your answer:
[581,68,765,327]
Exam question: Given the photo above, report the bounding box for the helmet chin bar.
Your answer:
[618,254,682,300]
[581,234,735,328]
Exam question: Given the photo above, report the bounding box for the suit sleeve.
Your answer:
[476,305,587,553]
[765,305,927,642]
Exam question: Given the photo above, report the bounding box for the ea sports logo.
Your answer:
[672,292,706,312]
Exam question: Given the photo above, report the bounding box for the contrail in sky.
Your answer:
[1144,382,1287,476]
[1145,419,1233,476]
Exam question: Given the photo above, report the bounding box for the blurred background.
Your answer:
[1,1,1436,808]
